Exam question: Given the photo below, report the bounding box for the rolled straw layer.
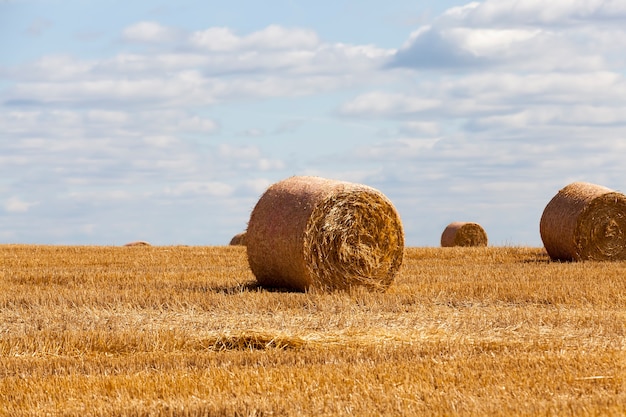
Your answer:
[540,181,626,261]
[441,222,488,247]
[246,176,404,291]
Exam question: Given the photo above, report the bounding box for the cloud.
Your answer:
[242,178,273,195]
[3,1,626,246]
[339,91,440,118]
[448,0,626,26]
[4,55,94,82]
[392,25,492,69]
[4,197,37,213]
[190,25,319,51]
[122,21,181,43]
[3,23,394,110]
[218,144,285,171]
[163,181,234,198]
[398,122,441,136]
[331,0,626,245]
[389,0,626,71]
[1,19,399,244]
[355,138,441,160]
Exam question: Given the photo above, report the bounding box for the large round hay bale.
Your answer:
[229,232,247,246]
[540,181,626,261]
[440,222,488,247]
[246,176,404,292]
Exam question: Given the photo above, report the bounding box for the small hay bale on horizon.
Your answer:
[540,181,626,261]
[246,176,405,292]
[123,241,151,247]
[229,232,247,246]
[440,222,488,247]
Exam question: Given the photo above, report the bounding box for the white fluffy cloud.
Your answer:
[447,0,626,26]
[339,92,441,117]
[3,23,393,109]
[123,21,180,43]
[190,25,320,51]
[332,0,626,245]
[392,0,625,71]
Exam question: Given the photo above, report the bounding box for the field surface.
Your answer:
[0,245,625,416]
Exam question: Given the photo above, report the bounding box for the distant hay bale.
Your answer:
[123,241,151,247]
[246,176,404,292]
[540,181,626,261]
[440,222,488,247]
[229,232,247,246]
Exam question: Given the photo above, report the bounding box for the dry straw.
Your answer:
[246,176,404,292]
[229,232,247,246]
[441,222,488,247]
[540,181,626,261]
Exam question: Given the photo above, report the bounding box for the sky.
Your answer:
[1,0,626,247]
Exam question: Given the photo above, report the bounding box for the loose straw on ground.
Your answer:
[441,222,488,247]
[246,176,405,292]
[540,181,626,261]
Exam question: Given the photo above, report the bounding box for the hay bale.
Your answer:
[123,241,151,247]
[246,176,404,292]
[440,222,488,247]
[540,181,626,261]
[229,232,247,246]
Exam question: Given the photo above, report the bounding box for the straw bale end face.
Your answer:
[540,181,626,261]
[441,222,488,247]
[246,176,405,292]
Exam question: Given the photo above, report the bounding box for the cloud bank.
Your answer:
[1,0,626,246]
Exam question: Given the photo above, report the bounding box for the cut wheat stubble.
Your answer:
[245,176,405,292]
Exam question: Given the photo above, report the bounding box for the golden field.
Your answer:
[0,245,624,416]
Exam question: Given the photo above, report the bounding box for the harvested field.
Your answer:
[0,245,625,416]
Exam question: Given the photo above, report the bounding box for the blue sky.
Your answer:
[2,0,626,246]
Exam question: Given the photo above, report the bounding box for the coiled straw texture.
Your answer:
[540,181,626,261]
[246,176,405,292]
